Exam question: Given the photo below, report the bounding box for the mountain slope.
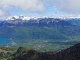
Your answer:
[53,43,80,60]
[8,43,80,60]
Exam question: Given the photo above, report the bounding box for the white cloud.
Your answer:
[14,0,44,12]
[0,0,45,16]
[1,0,80,17]
[50,0,80,14]
[0,10,8,17]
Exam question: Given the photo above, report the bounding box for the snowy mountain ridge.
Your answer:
[0,16,80,26]
[5,16,80,21]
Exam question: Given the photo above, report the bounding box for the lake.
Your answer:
[0,38,10,45]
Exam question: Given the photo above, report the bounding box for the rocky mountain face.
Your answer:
[9,43,80,60]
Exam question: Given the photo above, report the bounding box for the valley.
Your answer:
[0,17,80,60]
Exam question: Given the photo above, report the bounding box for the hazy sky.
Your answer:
[0,0,80,17]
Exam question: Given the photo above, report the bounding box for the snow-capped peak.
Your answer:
[5,15,80,21]
[5,16,43,21]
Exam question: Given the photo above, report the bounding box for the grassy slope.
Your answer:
[0,46,15,60]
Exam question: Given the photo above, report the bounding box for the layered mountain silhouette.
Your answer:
[9,43,80,60]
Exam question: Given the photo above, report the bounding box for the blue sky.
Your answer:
[0,0,80,17]
[7,6,65,16]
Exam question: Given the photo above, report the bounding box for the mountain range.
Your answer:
[0,16,80,51]
[1,16,80,26]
